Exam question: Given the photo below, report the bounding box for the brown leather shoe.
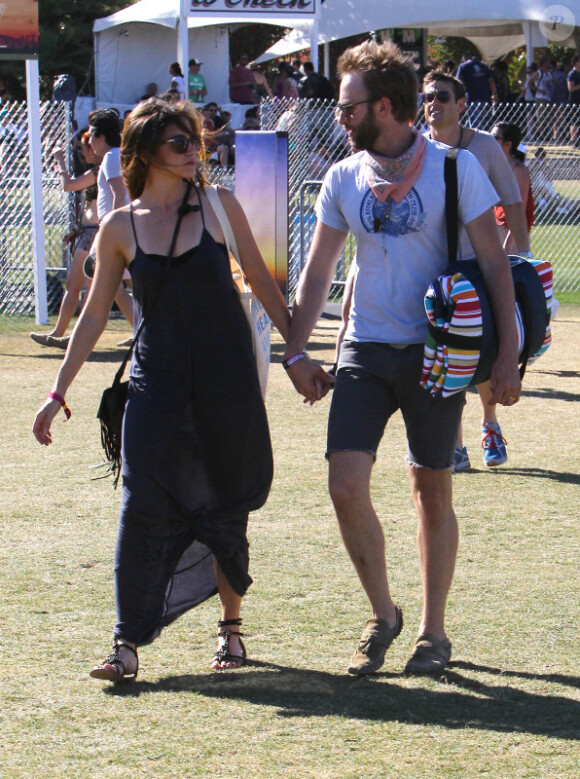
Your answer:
[404,633,452,676]
[347,607,403,675]
[30,333,69,349]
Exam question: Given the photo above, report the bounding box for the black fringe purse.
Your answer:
[96,182,195,487]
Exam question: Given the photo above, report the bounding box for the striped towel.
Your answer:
[528,258,553,358]
[421,258,553,397]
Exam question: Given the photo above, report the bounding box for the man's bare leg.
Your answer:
[328,450,397,626]
[408,465,458,639]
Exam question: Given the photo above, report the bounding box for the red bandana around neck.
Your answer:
[364,131,427,203]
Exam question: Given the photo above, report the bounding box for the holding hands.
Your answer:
[284,352,335,405]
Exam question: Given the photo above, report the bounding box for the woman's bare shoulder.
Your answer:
[100,205,132,230]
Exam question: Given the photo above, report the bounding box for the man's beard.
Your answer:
[349,107,380,152]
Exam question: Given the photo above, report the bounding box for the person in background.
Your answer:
[203,102,227,131]
[456,53,498,129]
[567,55,580,145]
[87,109,134,336]
[201,104,230,168]
[291,59,303,81]
[492,60,511,103]
[139,82,158,102]
[169,62,186,99]
[423,70,531,471]
[456,54,498,105]
[250,63,273,99]
[215,110,236,165]
[281,62,299,100]
[33,98,291,683]
[30,132,102,349]
[241,105,260,130]
[530,59,554,143]
[491,123,533,253]
[550,62,568,142]
[188,59,207,104]
[229,53,256,105]
[299,61,335,101]
[521,63,537,103]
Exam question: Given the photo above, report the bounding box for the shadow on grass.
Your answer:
[105,660,580,739]
[531,368,580,379]
[521,387,580,402]
[487,467,580,485]
[7,348,131,364]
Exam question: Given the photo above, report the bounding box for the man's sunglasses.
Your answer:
[334,98,376,120]
[424,89,452,104]
[161,135,202,154]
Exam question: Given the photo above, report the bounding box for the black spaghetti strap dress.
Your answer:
[113,188,273,646]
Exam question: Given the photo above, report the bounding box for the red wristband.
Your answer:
[48,391,71,420]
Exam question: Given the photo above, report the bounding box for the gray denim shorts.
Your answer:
[76,224,99,252]
[327,341,466,470]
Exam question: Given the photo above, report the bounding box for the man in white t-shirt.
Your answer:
[423,70,532,471]
[87,109,133,333]
[284,40,521,677]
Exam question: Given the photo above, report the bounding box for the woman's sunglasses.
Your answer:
[423,89,452,104]
[161,135,202,154]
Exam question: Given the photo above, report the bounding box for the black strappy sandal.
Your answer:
[90,640,139,683]
[210,618,247,670]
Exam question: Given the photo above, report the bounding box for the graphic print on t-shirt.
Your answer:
[359,187,424,237]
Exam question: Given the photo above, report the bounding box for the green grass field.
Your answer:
[1,309,579,778]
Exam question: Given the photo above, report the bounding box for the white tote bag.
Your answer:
[205,185,271,398]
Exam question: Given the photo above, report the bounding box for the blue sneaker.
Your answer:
[453,446,471,472]
[482,422,507,467]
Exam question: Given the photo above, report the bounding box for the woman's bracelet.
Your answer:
[282,351,307,371]
[48,391,72,420]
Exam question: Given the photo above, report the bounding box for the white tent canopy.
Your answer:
[93,0,316,106]
[94,0,579,106]
[255,0,579,65]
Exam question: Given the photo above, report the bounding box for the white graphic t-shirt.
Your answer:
[316,140,498,344]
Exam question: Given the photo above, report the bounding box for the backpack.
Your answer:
[53,74,76,102]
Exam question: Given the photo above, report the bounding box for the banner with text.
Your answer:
[188,0,319,19]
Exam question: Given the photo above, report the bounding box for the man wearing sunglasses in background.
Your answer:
[284,40,520,677]
[423,71,532,471]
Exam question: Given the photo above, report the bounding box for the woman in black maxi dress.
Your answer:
[33,98,291,681]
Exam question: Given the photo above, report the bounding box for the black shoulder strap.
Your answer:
[444,147,460,264]
[112,181,193,386]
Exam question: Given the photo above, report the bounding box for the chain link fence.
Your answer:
[1,98,578,316]
[0,100,72,316]
[260,97,580,300]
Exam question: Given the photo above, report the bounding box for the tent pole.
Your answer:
[523,21,533,66]
[310,20,319,71]
[26,59,48,324]
[178,0,189,80]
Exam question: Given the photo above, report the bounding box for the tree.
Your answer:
[1,0,137,100]
[427,36,479,72]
